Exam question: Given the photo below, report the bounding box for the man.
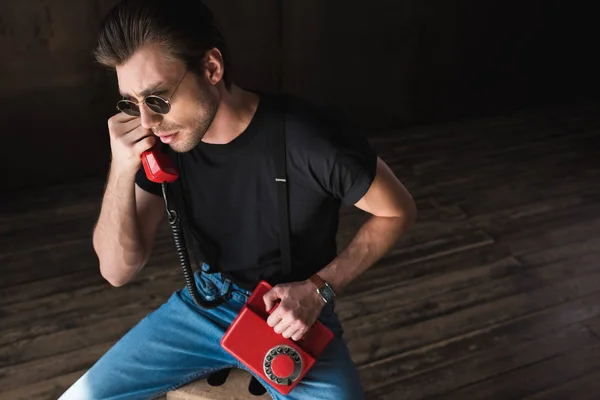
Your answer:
[59,0,416,398]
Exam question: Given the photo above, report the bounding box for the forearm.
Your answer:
[317,215,410,294]
[93,165,145,286]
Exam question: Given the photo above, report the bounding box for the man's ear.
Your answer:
[203,48,224,85]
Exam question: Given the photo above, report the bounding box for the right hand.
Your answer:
[107,113,157,174]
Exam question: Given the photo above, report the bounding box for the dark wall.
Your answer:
[282,0,598,127]
[0,0,597,191]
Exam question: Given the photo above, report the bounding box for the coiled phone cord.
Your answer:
[162,182,224,309]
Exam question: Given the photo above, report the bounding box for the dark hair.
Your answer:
[94,0,233,89]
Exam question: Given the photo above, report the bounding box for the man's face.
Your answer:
[116,44,218,153]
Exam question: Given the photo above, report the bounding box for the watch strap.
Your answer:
[308,274,327,290]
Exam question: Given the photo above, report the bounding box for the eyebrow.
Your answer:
[119,83,169,99]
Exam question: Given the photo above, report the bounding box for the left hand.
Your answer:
[263,280,325,341]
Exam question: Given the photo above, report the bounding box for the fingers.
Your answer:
[106,112,157,173]
[108,114,155,147]
[282,325,297,339]
[291,327,308,341]
[132,135,157,156]
[128,125,154,144]
[272,313,293,336]
[112,111,139,124]
[108,114,141,138]
[281,322,308,341]
[267,309,283,328]
[108,113,154,153]
[263,284,312,341]
[120,125,153,147]
[270,309,308,340]
[263,287,282,313]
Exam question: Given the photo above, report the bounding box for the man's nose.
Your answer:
[140,104,162,131]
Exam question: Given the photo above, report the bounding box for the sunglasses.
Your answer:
[116,70,188,117]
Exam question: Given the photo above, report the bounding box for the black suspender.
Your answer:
[274,100,292,278]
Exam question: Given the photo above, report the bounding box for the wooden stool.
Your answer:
[166,368,271,400]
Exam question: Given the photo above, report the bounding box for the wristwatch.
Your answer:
[308,274,336,303]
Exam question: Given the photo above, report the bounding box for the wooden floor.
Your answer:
[2,101,600,400]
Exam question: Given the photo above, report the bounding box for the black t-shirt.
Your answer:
[135,91,377,290]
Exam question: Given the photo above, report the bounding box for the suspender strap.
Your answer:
[274,101,292,278]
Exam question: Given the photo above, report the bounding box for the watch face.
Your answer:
[318,284,335,303]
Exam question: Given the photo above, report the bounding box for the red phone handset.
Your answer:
[220,280,334,394]
[141,142,179,183]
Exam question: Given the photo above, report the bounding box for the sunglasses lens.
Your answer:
[146,96,170,114]
[117,100,140,116]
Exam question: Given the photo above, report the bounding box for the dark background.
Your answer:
[0,0,597,191]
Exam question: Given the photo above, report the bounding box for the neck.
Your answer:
[201,84,260,145]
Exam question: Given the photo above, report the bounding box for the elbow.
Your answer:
[97,256,144,288]
[92,229,146,287]
[99,262,131,287]
[102,272,129,288]
[388,193,417,230]
[388,200,417,235]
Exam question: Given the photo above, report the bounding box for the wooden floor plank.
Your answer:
[345,250,600,337]
[0,215,97,255]
[0,178,105,216]
[0,296,168,349]
[0,313,146,366]
[523,369,600,400]
[0,229,174,288]
[338,244,515,304]
[0,270,182,345]
[1,265,177,322]
[519,235,600,266]
[0,370,87,400]
[340,237,501,299]
[365,323,598,399]
[582,314,600,339]
[346,266,600,366]
[435,341,600,400]
[338,254,522,323]
[0,342,112,393]
[358,290,600,393]
[488,209,600,256]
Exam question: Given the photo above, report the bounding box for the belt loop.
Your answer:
[220,280,231,298]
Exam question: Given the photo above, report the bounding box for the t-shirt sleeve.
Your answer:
[327,133,378,205]
[135,165,163,197]
[289,106,378,205]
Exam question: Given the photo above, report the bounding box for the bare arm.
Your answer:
[317,157,417,293]
[93,167,165,286]
[92,113,165,287]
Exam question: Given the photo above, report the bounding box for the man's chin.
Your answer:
[168,133,204,153]
[168,143,190,153]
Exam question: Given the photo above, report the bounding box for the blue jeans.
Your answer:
[58,266,365,399]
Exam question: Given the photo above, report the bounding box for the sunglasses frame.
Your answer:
[116,70,188,117]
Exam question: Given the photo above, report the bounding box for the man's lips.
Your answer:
[156,131,178,137]
[158,132,178,143]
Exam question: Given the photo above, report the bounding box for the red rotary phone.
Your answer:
[221,280,334,395]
